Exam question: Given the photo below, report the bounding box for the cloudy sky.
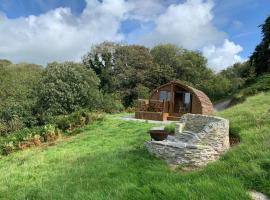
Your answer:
[0,0,269,71]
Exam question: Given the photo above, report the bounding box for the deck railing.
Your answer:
[136,99,168,113]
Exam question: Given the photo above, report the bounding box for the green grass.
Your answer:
[0,93,270,199]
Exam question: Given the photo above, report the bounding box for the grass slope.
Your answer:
[0,93,270,200]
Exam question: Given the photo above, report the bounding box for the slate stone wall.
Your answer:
[145,114,230,167]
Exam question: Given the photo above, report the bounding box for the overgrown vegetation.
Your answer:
[0,111,105,155]
[0,92,269,199]
[229,73,270,106]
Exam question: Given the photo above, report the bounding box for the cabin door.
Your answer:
[174,92,184,113]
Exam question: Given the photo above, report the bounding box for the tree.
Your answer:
[0,63,43,130]
[250,16,270,75]
[82,42,119,93]
[220,61,256,92]
[150,44,214,88]
[114,45,155,106]
[35,62,101,117]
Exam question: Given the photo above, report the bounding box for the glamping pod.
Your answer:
[135,81,214,121]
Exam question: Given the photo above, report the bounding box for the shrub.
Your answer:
[0,63,43,133]
[35,62,101,117]
[0,120,8,135]
[0,116,24,136]
[50,111,105,133]
[100,93,124,113]
[0,110,106,156]
[125,107,136,113]
[164,123,175,134]
[1,142,15,155]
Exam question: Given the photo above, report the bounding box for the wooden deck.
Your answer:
[135,111,182,121]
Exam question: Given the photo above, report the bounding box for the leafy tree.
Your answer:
[83,43,156,107]
[0,63,43,130]
[150,44,212,86]
[198,74,232,101]
[82,42,119,93]
[220,61,256,92]
[250,16,270,75]
[114,45,155,106]
[35,62,101,118]
[144,64,175,89]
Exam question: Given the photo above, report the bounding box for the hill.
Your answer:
[0,92,269,199]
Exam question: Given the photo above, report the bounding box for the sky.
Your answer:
[0,0,269,71]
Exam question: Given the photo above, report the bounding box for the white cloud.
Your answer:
[141,0,224,49]
[0,0,244,70]
[202,39,243,71]
[126,0,166,22]
[138,0,244,70]
[0,0,129,65]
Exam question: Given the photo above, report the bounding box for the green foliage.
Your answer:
[1,141,15,155]
[83,43,232,105]
[100,93,124,113]
[49,110,105,132]
[0,110,105,155]
[35,62,101,117]
[231,73,270,104]
[113,45,155,106]
[220,61,256,92]
[0,63,43,133]
[82,42,119,93]
[164,123,175,134]
[250,16,270,75]
[198,74,232,101]
[0,59,12,67]
[150,44,211,85]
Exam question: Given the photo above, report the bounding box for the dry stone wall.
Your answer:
[145,114,230,167]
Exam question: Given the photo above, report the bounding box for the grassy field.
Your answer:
[0,93,270,200]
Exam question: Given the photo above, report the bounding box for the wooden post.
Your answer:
[170,83,174,114]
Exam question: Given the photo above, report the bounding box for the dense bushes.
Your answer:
[35,62,101,117]
[0,111,105,155]
[0,63,43,134]
[230,73,270,105]
[0,61,123,136]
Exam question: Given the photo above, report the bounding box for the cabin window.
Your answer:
[184,93,191,105]
[159,91,171,101]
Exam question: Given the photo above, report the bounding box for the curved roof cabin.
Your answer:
[135,81,214,121]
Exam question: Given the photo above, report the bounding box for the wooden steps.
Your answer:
[167,116,181,121]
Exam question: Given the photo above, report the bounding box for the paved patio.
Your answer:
[119,114,177,124]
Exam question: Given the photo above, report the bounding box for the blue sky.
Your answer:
[0,0,269,71]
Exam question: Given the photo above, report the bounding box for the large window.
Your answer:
[184,93,191,105]
[159,91,171,101]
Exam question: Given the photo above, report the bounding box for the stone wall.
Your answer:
[145,114,230,167]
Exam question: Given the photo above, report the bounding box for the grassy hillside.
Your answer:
[0,93,269,199]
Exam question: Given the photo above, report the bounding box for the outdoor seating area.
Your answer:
[145,113,230,167]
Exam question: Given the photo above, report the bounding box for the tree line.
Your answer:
[0,16,269,135]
